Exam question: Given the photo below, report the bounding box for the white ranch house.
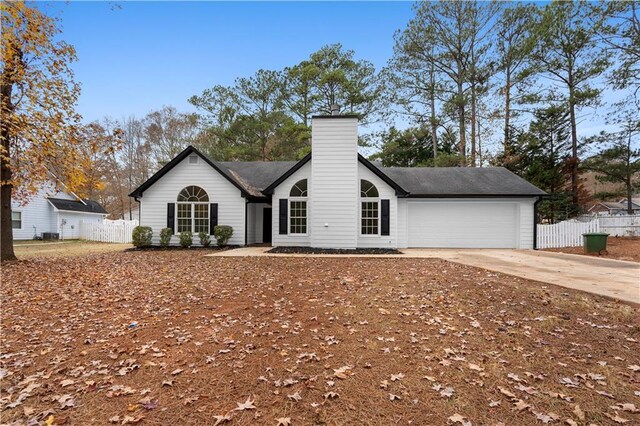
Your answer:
[11,181,108,240]
[130,115,546,249]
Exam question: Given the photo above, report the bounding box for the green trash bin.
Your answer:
[582,232,609,253]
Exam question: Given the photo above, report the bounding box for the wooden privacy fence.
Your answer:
[80,219,138,243]
[537,214,640,248]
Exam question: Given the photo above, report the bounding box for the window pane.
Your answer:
[290,179,308,197]
[361,201,378,235]
[290,200,307,234]
[178,186,209,202]
[177,204,192,232]
[360,180,379,198]
[194,204,209,233]
[11,211,21,229]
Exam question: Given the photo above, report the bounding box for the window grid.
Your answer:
[361,201,379,235]
[178,186,209,202]
[290,200,307,234]
[194,204,209,233]
[177,204,192,233]
[290,179,308,197]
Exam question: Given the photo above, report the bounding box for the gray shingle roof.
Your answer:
[129,145,546,200]
[380,166,546,197]
[218,161,298,196]
[48,198,108,214]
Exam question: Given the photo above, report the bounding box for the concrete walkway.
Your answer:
[207,247,640,304]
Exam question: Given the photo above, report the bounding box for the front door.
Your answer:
[262,207,272,244]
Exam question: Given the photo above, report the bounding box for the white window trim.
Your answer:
[176,202,210,234]
[11,210,23,230]
[289,198,308,236]
[360,199,380,237]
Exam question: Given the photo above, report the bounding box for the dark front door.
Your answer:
[262,208,272,244]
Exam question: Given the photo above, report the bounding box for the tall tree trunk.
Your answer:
[429,61,438,160]
[457,77,466,165]
[1,60,17,261]
[626,133,633,215]
[568,79,579,209]
[470,81,477,167]
[504,67,511,153]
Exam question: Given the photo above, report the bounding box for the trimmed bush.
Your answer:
[179,231,193,248]
[198,231,211,247]
[132,226,153,248]
[159,228,173,247]
[213,225,233,247]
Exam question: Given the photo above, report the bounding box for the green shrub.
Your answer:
[132,226,153,248]
[159,228,173,247]
[198,231,211,247]
[179,231,193,248]
[213,225,233,246]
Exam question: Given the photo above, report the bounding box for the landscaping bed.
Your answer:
[1,252,638,425]
[543,236,640,263]
[267,246,401,255]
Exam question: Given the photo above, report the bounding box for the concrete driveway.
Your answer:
[403,249,640,305]
[210,247,640,304]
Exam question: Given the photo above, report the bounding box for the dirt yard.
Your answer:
[13,240,131,259]
[1,252,639,425]
[544,236,640,263]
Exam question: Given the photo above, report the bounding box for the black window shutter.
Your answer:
[167,203,175,233]
[381,199,390,236]
[279,199,288,235]
[210,203,218,234]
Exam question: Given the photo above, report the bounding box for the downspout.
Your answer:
[134,196,141,223]
[244,199,249,246]
[533,197,542,250]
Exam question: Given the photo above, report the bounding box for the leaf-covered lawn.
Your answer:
[1,252,639,425]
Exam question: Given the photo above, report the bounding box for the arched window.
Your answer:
[361,180,379,198]
[178,186,209,202]
[176,186,209,233]
[360,180,379,235]
[289,179,307,234]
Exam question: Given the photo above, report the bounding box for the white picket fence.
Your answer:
[537,214,640,248]
[79,219,138,243]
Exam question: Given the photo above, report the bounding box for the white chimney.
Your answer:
[310,115,359,248]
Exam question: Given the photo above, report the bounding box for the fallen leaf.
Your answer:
[234,396,256,411]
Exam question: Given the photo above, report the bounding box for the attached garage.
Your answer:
[384,166,545,249]
[407,200,522,248]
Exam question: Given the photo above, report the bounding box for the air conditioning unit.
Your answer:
[42,232,60,240]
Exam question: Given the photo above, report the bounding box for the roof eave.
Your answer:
[128,146,252,199]
[405,193,548,198]
[261,153,312,195]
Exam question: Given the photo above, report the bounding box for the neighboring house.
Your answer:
[588,198,640,215]
[129,115,546,249]
[11,181,108,240]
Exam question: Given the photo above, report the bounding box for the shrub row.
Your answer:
[131,225,233,248]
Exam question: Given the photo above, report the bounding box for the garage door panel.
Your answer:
[408,202,519,248]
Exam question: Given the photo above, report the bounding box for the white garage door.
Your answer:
[408,201,519,248]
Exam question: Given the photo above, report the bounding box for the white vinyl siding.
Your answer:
[405,198,536,249]
[310,117,358,248]
[272,162,311,247]
[138,155,246,246]
[10,182,87,240]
